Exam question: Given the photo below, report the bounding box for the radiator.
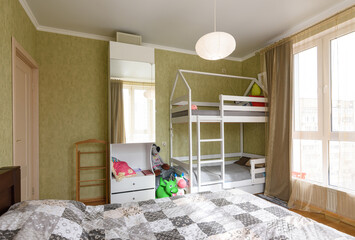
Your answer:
[326,188,337,213]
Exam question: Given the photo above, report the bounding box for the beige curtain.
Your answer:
[264,41,292,201]
[111,81,125,143]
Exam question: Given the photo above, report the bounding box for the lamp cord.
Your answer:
[214,0,216,32]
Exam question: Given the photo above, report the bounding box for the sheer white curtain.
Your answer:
[288,7,355,226]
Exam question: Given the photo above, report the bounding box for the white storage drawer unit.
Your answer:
[110,143,156,204]
[111,173,155,193]
[111,189,155,203]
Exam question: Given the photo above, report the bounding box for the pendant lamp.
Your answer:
[195,0,236,60]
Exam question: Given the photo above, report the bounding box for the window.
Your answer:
[292,23,355,192]
[331,31,355,132]
[292,139,323,183]
[123,83,155,143]
[294,47,318,132]
[329,141,355,191]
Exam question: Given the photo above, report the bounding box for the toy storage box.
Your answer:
[110,143,155,204]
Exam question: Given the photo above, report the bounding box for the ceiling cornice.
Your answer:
[239,51,257,62]
[19,0,355,62]
[142,43,243,61]
[37,25,115,42]
[19,0,40,28]
[18,0,243,62]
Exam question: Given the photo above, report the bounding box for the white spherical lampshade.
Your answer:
[195,32,236,60]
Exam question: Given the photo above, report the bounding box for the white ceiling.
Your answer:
[23,0,355,59]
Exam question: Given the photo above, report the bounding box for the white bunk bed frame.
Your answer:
[170,69,268,194]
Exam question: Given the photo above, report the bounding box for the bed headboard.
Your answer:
[0,166,20,215]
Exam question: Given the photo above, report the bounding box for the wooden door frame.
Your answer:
[12,37,39,200]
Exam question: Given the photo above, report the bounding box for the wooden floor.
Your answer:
[291,209,355,236]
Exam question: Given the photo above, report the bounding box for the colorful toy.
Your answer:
[249,83,266,106]
[191,104,198,110]
[156,177,178,198]
[175,173,187,196]
[251,83,262,96]
[111,157,136,181]
[151,144,170,176]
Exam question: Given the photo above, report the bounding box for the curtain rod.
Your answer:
[110,77,155,83]
[260,6,355,54]
[110,78,155,86]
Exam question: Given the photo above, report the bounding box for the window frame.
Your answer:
[292,21,355,193]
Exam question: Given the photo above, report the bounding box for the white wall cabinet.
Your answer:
[110,143,155,204]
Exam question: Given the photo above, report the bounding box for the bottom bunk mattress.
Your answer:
[174,163,264,185]
[0,189,353,240]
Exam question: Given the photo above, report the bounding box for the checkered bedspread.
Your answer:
[0,189,353,239]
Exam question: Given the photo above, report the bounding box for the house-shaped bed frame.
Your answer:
[170,69,268,194]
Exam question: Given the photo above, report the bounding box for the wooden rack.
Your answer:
[75,139,108,205]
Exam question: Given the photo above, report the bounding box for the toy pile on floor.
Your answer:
[150,144,189,198]
[156,173,189,198]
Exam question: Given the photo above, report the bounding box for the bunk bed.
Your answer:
[170,69,268,194]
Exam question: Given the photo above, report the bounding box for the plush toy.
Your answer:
[191,104,198,110]
[251,83,262,96]
[175,173,187,196]
[111,157,136,181]
[151,144,170,176]
[156,177,178,198]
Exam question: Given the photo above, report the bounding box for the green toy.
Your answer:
[156,177,178,198]
[251,83,262,96]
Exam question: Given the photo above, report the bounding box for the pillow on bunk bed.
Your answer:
[111,157,136,181]
[245,160,265,168]
[234,157,250,166]
[234,157,265,168]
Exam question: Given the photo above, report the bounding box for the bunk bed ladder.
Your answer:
[196,116,225,192]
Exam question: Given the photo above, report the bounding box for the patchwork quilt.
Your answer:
[0,189,353,240]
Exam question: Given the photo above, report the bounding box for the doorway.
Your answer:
[12,37,39,200]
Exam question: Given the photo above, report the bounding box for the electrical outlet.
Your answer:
[162,141,167,147]
[222,68,226,74]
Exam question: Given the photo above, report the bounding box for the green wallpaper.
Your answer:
[242,53,261,78]
[241,54,266,155]
[0,0,37,167]
[1,1,264,200]
[37,32,108,200]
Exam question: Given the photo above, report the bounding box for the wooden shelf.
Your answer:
[79,166,106,170]
[75,139,108,205]
[79,151,106,155]
[81,197,106,206]
[79,178,106,183]
[80,183,105,188]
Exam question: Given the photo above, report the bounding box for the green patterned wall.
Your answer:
[0,0,37,167]
[37,32,108,200]
[1,1,264,200]
[242,53,266,155]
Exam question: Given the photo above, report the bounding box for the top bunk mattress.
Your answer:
[172,109,267,118]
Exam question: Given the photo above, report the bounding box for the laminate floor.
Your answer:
[291,209,355,236]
